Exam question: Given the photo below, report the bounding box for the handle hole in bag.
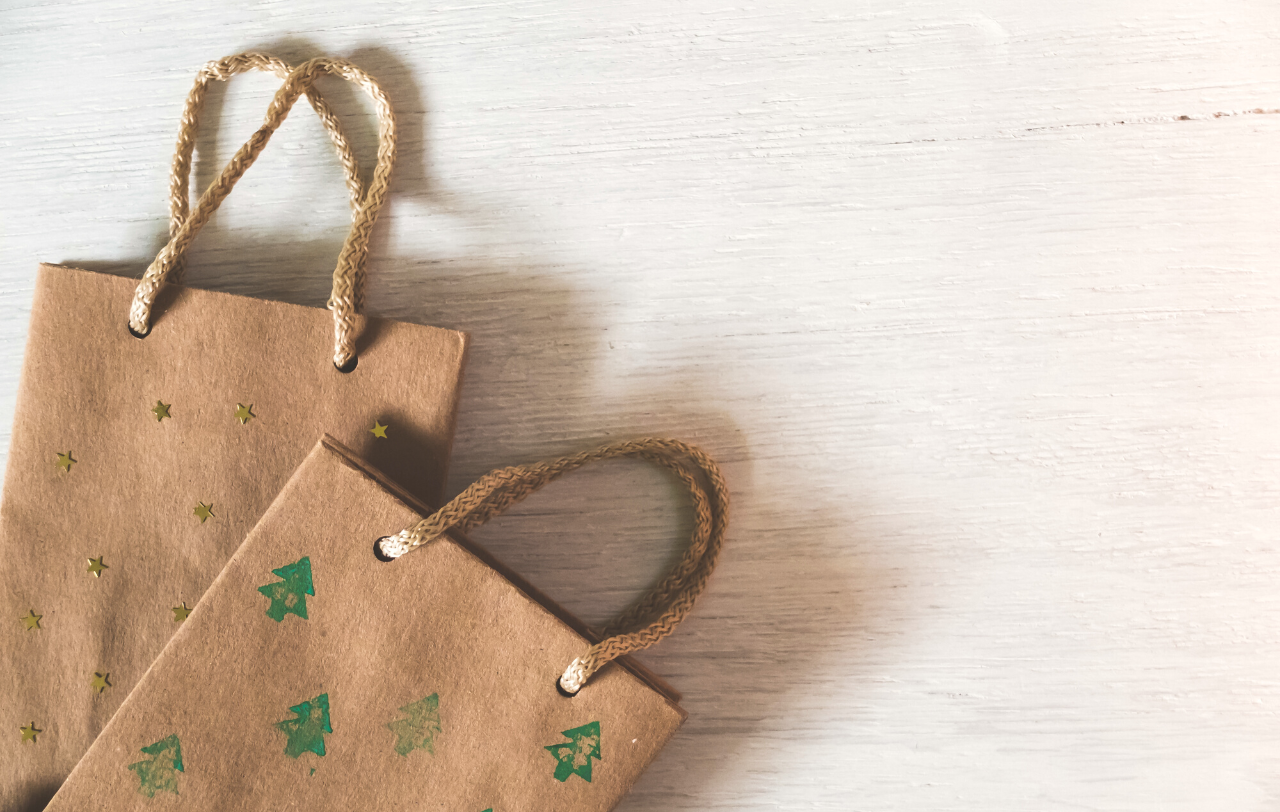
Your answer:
[372,536,395,562]
[335,355,359,374]
[128,323,150,340]
[556,676,580,698]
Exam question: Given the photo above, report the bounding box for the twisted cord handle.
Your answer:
[130,55,397,368]
[166,52,366,285]
[378,438,729,695]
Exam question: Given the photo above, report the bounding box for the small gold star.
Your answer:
[89,672,111,694]
[55,452,75,472]
[234,403,255,424]
[172,602,191,622]
[86,556,107,577]
[19,722,40,743]
[370,421,388,439]
[20,609,41,630]
[151,400,171,422]
[193,502,214,522]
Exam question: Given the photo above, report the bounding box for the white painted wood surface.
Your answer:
[3,2,1280,809]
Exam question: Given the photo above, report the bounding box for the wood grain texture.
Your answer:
[2,1,1280,809]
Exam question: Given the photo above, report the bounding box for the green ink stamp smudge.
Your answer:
[387,692,442,757]
[545,721,601,783]
[257,556,314,622]
[276,693,331,758]
[127,734,183,797]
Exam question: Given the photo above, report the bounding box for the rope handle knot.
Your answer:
[378,438,729,695]
[130,53,397,369]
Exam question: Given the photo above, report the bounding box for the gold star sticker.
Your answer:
[370,421,388,439]
[86,556,107,577]
[234,403,255,424]
[55,452,75,472]
[19,722,40,743]
[172,602,191,622]
[89,672,111,694]
[20,609,41,631]
[193,502,214,523]
[151,400,171,422]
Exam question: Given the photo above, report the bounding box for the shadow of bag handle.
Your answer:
[129,55,397,370]
[165,52,366,285]
[377,438,730,695]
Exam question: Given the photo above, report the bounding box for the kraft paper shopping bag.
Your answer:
[3,55,468,808]
[45,436,726,811]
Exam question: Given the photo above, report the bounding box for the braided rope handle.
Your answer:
[166,53,366,285]
[130,55,397,369]
[378,438,729,695]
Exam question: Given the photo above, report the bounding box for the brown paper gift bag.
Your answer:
[44,435,727,811]
[2,56,468,808]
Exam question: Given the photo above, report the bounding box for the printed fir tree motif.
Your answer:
[276,693,331,759]
[545,721,602,783]
[257,556,314,622]
[387,693,442,757]
[128,734,184,797]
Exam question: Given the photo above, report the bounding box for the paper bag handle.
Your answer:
[165,53,366,285]
[378,438,729,695]
[129,55,397,370]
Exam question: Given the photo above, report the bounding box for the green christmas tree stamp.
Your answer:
[387,692,442,757]
[545,721,601,783]
[127,734,184,797]
[257,556,314,622]
[275,693,331,758]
